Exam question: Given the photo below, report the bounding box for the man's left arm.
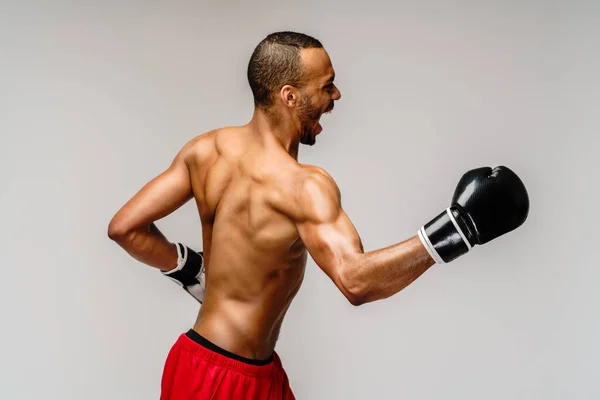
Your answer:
[108,144,194,272]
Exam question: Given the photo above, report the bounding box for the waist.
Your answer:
[193,309,280,361]
[186,329,274,366]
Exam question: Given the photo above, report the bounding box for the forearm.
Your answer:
[346,236,435,304]
[111,223,178,272]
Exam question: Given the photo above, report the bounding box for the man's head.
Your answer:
[247,31,341,145]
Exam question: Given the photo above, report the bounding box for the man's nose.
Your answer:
[332,86,341,101]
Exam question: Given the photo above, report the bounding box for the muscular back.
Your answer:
[186,126,310,359]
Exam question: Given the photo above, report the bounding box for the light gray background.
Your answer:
[1,1,598,399]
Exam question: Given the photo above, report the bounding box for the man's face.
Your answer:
[296,48,341,146]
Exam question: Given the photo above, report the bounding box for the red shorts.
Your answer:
[161,330,295,400]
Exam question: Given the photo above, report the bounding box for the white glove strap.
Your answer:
[446,208,472,251]
[162,243,190,283]
[418,226,445,264]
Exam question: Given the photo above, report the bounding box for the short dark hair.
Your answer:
[247,31,323,110]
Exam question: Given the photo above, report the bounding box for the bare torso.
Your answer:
[187,126,311,360]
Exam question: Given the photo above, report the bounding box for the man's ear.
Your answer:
[279,85,298,108]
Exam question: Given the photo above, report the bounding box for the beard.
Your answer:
[297,94,325,146]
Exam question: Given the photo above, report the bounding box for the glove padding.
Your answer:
[418,166,529,263]
[161,243,206,303]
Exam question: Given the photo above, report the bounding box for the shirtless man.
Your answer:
[108,32,529,399]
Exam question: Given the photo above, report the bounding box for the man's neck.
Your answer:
[247,108,301,160]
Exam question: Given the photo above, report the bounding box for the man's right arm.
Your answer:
[295,168,435,306]
[296,164,530,306]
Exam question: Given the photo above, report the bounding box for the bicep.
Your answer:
[295,171,364,296]
[298,209,363,280]
[109,151,193,235]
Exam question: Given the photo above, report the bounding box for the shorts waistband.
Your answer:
[176,329,279,376]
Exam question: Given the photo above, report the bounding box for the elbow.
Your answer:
[338,264,368,307]
[347,294,366,307]
[107,218,130,243]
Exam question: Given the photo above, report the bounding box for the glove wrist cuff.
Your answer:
[162,243,193,277]
[418,208,472,264]
[161,243,206,303]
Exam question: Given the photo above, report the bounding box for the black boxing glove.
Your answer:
[161,243,206,303]
[418,166,529,263]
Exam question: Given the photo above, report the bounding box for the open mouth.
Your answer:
[316,104,333,134]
